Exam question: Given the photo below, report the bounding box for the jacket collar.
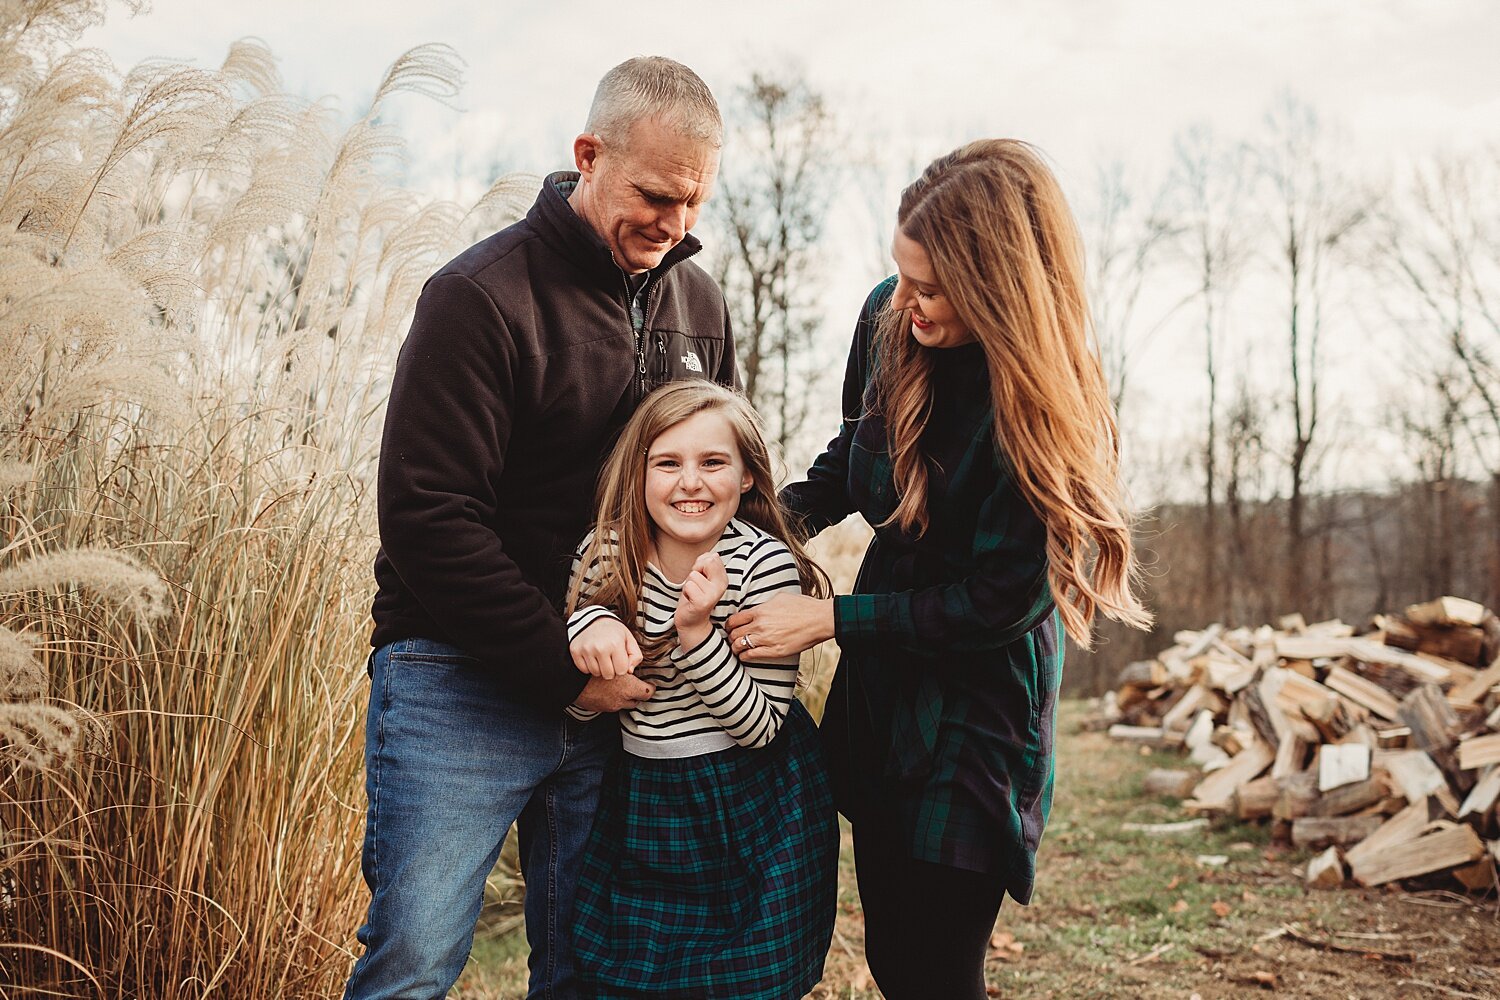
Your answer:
[529,171,703,290]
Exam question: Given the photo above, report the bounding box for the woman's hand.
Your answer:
[725,593,836,661]
[570,616,643,678]
[675,552,727,648]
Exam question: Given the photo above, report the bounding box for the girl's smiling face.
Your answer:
[644,408,752,571]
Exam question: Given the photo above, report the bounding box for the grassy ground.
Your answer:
[455,700,1500,998]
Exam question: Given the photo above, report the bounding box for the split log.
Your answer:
[1375,725,1412,749]
[1211,724,1249,756]
[1458,767,1500,819]
[1232,774,1280,821]
[1292,815,1385,850]
[1349,822,1486,887]
[1398,684,1461,752]
[1410,626,1485,667]
[1273,770,1320,821]
[1450,658,1500,706]
[1204,655,1256,695]
[1305,846,1345,888]
[1107,725,1181,748]
[1406,596,1487,628]
[1460,733,1500,770]
[1318,744,1371,792]
[1306,619,1355,637]
[1142,769,1199,799]
[1275,636,1353,660]
[1343,637,1456,685]
[1161,685,1210,733]
[1454,854,1498,893]
[1309,775,1388,817]
[1273,734,1312,781]
[1381,750,1449,802]
[1187,741,1274,812]
[1237,684,1282,750]
[1325,666,1401,722]
[1345,798,1434,874]
[1182,709,1215,750]
[1260,668,1320,743]
[1120,818,1211,835]
[1116,659,1162,688]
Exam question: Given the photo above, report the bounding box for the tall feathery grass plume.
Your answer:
[0,1,528,994]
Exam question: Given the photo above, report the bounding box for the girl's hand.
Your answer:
[675,551,727,645]
[725,593,836,661]
[570,616,643,678]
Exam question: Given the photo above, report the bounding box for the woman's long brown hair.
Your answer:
[565,380,829,662]
[876,139,1151,646]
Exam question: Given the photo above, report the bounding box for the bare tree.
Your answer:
[710,70,840,453]
[1166,125,1252,620]
[1372,153,1500,605]
[1084,160,1180,414]
[1255,96,1368,613]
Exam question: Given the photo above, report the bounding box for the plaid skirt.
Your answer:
[571,701,838,999]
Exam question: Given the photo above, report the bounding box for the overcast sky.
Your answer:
[83,0,1498,187]
[80,0,1500,487]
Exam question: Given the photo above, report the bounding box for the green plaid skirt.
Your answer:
[571,700,838,999]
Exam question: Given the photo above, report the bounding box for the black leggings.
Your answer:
[852,820,1008,1000]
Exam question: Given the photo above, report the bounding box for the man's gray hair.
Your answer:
[585,56,723,150]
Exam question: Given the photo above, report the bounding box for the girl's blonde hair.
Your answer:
[877,138,1151,647]
[566,380,829,661]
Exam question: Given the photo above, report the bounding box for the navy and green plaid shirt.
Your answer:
[783,278,1062,903]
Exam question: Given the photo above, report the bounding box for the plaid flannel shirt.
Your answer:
[783,278,1062,902]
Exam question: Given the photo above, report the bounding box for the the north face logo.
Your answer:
[681,351,703,373]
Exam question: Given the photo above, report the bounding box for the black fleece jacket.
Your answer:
[370,172,737,708]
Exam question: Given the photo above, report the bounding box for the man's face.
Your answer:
[571,117,720,274]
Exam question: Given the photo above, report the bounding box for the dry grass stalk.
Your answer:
[0,1,525,994]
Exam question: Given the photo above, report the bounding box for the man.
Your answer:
[346,57,735,999]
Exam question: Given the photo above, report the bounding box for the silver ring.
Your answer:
[743,634,755,650]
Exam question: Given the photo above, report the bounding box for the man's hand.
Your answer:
[574,672,655,713]
[675,551,727,648]
[570,615,643,678]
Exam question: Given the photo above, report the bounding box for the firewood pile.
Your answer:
[1100,596,1500,893]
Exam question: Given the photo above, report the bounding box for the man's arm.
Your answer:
[378,272,585,708]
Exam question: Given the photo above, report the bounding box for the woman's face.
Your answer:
[890,229,975,349]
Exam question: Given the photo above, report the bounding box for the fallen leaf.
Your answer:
[1171,899,1190,913]
[1241,890,1258,902]
[988,929,1024,960]
[1166,875,1182,890]
[1251,970,1278,987]
[1212,900,1232,918]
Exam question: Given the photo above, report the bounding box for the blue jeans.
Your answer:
[343,638,614,1000]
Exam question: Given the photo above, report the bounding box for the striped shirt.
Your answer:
[566,518,803,759]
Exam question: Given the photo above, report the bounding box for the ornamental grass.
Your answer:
[0,1,529,993]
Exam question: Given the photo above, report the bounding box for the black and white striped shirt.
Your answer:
[566,518,804,759]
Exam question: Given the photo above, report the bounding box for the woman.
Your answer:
[725,139,1151,999]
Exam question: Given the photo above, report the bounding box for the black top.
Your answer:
[370,173,737,708]
[783,278,1060,900]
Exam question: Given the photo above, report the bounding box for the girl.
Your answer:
[563,380,837,1000]
[724,140,1153,998]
